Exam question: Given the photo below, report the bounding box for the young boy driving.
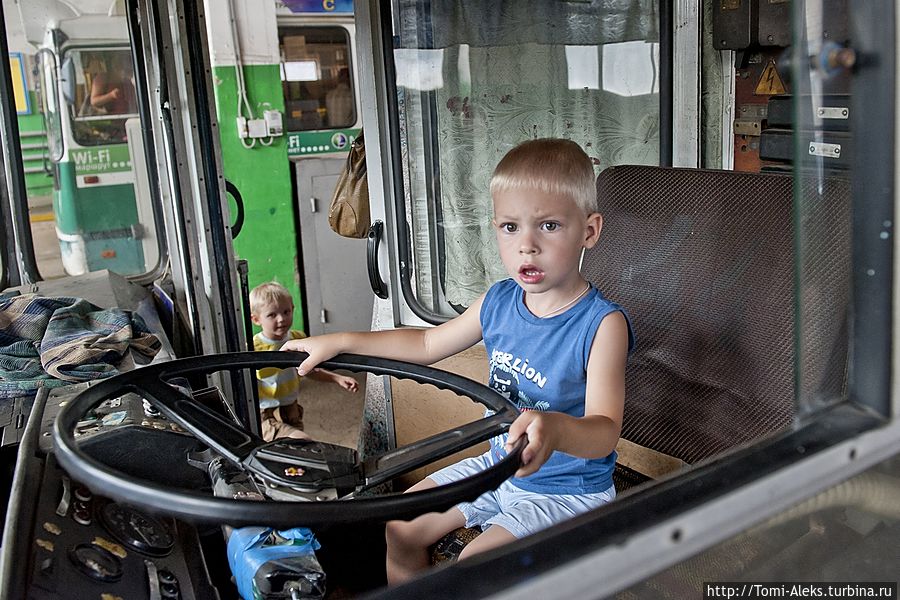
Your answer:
[282,138,633,583]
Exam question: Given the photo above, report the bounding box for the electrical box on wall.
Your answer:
[237,113,284,140]
[758,0,790,47]
[247,119,268,138]
[712,0,756,50]
[264,110,283,136]
[236,116,248,139]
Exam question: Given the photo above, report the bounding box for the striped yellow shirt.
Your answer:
[254,330,306,409]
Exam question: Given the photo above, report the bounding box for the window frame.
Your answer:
[278,23,358,132]
[0,8,41,286]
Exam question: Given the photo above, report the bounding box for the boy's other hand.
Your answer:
[504,411,561,478]
[335,374,359,393]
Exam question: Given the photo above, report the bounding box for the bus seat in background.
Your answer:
[582,165,852,490]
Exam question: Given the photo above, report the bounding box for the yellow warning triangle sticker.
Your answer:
[755,61,787,95]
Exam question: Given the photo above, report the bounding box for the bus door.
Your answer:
[351,0,679,470]
[278,11,373,336]
[40,40,159,277]
[9,0,248,371]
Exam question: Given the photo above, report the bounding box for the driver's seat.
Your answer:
[431,164,851,562]
[584,165,851,473]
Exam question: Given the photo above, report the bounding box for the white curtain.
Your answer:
[396,0,662,308]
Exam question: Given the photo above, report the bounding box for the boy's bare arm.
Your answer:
[306,367,340,382]
[283,293,487,375]
[505,311,629,477]
[306,368,359,392]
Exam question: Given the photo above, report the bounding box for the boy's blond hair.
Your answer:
[489,138,597,215]
[249,281,293,315]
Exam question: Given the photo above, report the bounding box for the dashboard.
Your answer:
[2,387,220,600]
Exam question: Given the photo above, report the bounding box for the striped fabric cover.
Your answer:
[0,294,161,400]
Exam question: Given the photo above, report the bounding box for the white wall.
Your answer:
[203,0,279,67]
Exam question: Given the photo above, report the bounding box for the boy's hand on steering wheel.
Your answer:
[282,335,342,376]
[504,411,561,478]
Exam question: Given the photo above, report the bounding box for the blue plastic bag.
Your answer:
[226,526,324,599]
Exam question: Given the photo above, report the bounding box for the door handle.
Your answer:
[225,179,245,239]
[367,220,389,299]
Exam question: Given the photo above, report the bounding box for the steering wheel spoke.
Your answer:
[362,413,512,489]
[141,379,262,463]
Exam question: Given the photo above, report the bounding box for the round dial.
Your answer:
[68,544,123,582]
[98,503,175,556]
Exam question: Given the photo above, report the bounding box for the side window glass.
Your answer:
[392,3,662,314]
[66,48,138,146]
[279,26,356,131]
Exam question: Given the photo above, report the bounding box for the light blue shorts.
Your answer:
[428,453,616,539]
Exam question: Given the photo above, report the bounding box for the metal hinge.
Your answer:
[816,106,849,120]
[808,141,841,158]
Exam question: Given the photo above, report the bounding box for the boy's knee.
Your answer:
[385,519,419,549]
[457,524,516,561]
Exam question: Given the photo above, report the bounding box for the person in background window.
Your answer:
[90,54,136,115]
[326,67,353,127]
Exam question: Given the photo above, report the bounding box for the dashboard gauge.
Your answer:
[68,544,123,582]
[98,503,175,556]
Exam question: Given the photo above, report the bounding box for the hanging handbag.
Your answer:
[328,132,370,238]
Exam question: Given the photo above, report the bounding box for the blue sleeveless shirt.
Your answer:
[480,278,634,494]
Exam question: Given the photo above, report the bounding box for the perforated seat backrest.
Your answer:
[582,166,851,464]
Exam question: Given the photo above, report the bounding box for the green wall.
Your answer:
[17,91,54,200]
[211,64,305,333]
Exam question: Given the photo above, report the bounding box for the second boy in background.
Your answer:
[249,281,358,441]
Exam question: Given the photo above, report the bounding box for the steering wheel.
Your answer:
[53,352,524,527]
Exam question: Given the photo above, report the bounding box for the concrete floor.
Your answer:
[298,371,367,448]
[30,204,67,280]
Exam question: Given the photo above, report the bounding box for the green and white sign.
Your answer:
[71,144,133,175]
[287,128,360,157]
[70,144,135,189]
